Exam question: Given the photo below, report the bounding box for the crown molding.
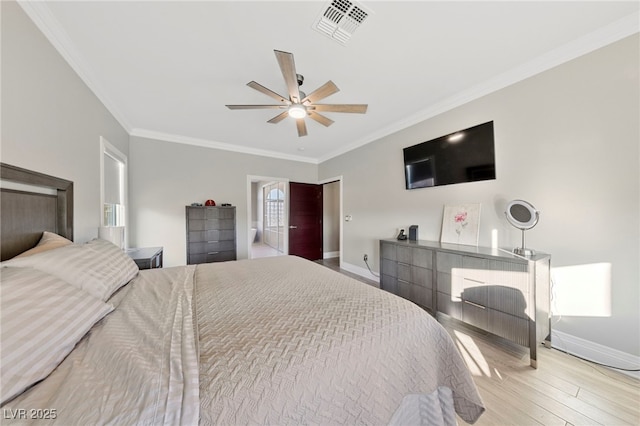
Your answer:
[130,129,319,164]
[318,11,640,164]
[17,1,133,133]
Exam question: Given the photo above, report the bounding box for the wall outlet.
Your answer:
[363,254,368,262]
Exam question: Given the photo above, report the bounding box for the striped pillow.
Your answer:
[0,267,113,404]
[4,238,139,301]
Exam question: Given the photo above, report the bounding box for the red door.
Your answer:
[289,182,323,261]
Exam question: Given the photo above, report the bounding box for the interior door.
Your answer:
[289,182,323,261]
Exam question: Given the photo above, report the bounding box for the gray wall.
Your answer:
[1,1,130,242]
[128,136,317,266]
[319,35,640,357]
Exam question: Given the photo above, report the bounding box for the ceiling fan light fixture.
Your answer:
[226,50,367,137]
[288,104,306,119]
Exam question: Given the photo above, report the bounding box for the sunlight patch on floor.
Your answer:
[454,330,491,377]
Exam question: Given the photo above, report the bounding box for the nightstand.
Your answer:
[126,246,163,270]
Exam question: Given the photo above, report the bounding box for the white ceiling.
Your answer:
[20,1,639,163]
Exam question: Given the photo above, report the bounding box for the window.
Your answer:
[100,137,127,227]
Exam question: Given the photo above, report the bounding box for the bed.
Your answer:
[0,163,484,425]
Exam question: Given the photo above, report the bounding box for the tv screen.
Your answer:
[403,121,496,189]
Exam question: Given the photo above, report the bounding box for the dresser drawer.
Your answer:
[188,219,235,231]
[188,229,235,242]
[187,207,235,220]
[397,246,413,264]
[380,258,397,278]
[380,241,397,261]
[188,240,235,254]
[397,263,412,282]
[188,250,236,264]
[462,278,487,306]
[411,283,432,310]
[489,309,530,346]
[413,248,433,269]
[463,299,488,330]
[205,219,235,230]
[436,270,464,297]
[487,285,530,319]
[380,274,398,294]
[411,265,433,289]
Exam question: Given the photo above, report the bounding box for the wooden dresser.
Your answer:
[186,206,236,264]
[380,239,550,367]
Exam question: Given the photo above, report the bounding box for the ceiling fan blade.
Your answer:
[296,119,308,137]
[267,111,289,124]
[274,50,301,103]
[226,105,287,110]
[302,81,339,104]
[311,104,368,113]
[247,81,289,104]
[308,111,334,127]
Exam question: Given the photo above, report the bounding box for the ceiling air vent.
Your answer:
[313,0,372,45]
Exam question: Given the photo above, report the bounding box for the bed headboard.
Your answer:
[1,163,74,261]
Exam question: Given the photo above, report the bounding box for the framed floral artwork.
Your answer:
[440,204,481,246]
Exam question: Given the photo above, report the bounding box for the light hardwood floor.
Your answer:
[438,315,640,426]
[316,258,640,426]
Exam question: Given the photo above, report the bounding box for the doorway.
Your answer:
[288,179,342,263]
[249,177,289,259]
[247,176,342,262]
[321,180,341,264]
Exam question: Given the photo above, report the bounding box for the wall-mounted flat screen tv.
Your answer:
[403,121,496,189]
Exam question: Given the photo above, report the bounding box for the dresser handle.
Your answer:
[464,300,486,309]
[207,240,219,243]
[207,251,220,255]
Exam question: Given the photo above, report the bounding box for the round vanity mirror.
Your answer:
[506,200,539,230]
[505,200,539,256]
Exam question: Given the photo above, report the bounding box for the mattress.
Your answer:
[2,256,484,425]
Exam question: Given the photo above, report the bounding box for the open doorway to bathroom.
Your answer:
[249,178,288,259]
[248,176,342,262]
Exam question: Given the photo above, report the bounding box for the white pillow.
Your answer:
[4,238,139,301]
[13,231,73,258]
[0,267,114,404]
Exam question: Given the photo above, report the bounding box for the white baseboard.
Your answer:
[551,330,640,379]
[340,261,380,285]
[323,251,339,259]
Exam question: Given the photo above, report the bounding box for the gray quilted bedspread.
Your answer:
[195,256,484,425]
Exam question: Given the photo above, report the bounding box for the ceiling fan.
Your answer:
[226,50,367,137]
